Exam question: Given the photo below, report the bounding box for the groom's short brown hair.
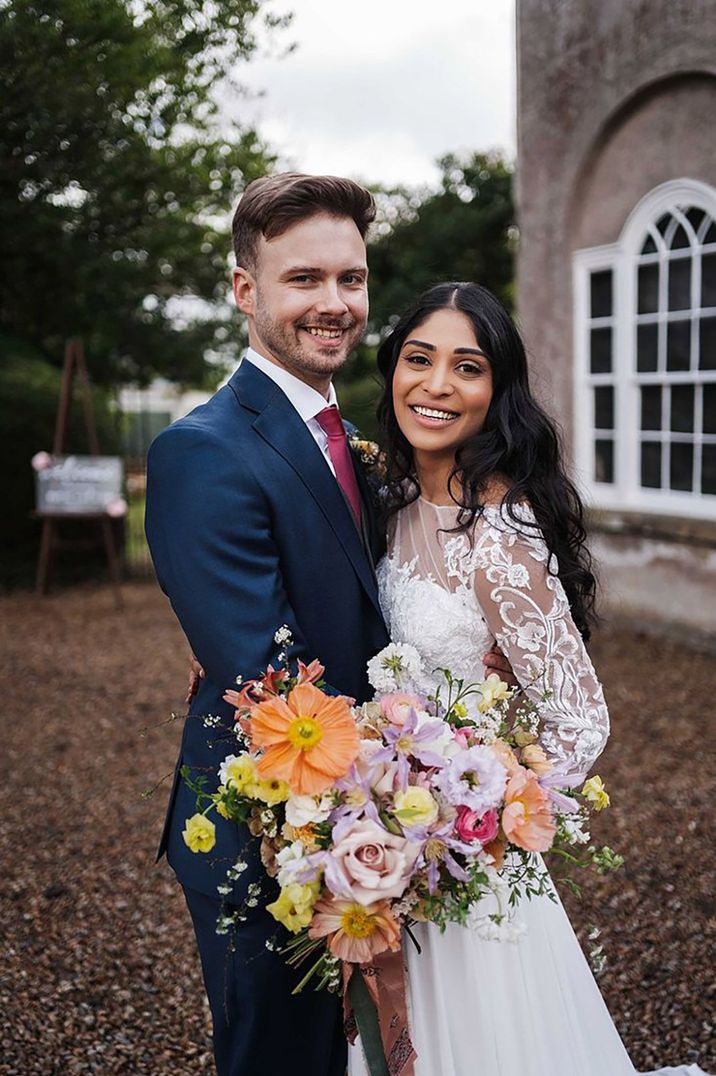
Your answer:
[232,173,375,270]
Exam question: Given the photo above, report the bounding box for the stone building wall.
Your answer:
[516,0,716,641]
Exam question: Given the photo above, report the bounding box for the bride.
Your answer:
[348,282,709,1076]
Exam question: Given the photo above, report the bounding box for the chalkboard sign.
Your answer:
[35,455,124,515]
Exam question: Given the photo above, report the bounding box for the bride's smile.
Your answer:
[392,306,494,472]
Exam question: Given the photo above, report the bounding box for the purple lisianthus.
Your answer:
[406,822,474,894]
[436,745,508,813]
[330,764,381,842]
[538,764,586,814]
[372,708,448,788]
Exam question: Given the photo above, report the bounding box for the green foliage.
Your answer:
[368,152,516,332]
[0,334,121,584]
[0,0,284,386]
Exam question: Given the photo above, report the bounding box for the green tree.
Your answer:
[367,151,515,332]
[0,0,287,387]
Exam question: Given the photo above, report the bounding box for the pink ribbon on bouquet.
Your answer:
[343,949,417,1076]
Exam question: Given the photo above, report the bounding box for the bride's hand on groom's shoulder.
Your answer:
[482,644,518,687]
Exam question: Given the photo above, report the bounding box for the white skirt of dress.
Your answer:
[347,883,710,1076]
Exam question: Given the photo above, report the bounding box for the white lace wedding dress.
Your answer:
[348,498,709,1076]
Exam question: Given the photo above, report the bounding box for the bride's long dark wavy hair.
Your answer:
[377,282,597,640]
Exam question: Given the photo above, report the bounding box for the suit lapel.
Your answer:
[229,362,383,619]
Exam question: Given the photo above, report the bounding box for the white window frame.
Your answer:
[573,178,716,521]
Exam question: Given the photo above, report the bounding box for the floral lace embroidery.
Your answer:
[379,503,609,778]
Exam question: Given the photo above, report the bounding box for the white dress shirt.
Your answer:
[243,347,339,475]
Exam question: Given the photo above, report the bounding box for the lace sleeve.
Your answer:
[445,506,610,778]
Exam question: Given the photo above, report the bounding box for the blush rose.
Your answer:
[331,817,420,905]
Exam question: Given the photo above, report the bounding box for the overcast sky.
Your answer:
[225,0,516,188]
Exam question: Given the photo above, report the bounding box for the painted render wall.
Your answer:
[516,0,716,640]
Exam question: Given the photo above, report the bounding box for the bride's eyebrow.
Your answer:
[404,339,436,350]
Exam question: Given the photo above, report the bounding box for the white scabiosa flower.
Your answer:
[366,642,424,693]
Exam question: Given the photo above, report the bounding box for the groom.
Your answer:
[145,173,391,1076]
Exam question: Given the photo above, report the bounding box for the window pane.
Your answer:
[589,327,612,373]
[666,320,691,371]
[704,222,716,245]
[637,322,658,372]
[640,234,657,255]
[670,223,690,250]
[669,442,693,492]
[702,253,716,308]
[667,258,691,310]
[640,386,662,431]
[702,445,716,495]
[590,270,612,318]
[670,385,694,432]
[704,385,716,435]
[594,440,614,484]
[638,264,659,313]
[641,442,662,488]
[655,213,671,237]
[685,207,705,235]
[699,316,716,370]
[594,386,614,430]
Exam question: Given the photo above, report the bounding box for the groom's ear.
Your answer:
[233,266,256,316]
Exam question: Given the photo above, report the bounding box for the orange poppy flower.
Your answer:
[309,896,401,963]
[250,683,359,795]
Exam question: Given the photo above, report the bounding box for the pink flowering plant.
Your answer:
[180,628,623,999]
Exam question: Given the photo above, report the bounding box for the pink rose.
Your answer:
[331,818,420,905]
[379,692,424,727]
[455,806,499,845]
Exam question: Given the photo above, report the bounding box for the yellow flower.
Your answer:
[215,786,232,820]
[477,674,513,713]
[255,777,290,806]
[452,702,468,719]
[266,881,320,934]
[182,813,216,853]
[582,775,610,811]
[222,754,260,797]
[393,786,439,827]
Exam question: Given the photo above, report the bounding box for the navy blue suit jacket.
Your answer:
[145,360,390,902]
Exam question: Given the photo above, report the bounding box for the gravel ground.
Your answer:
[0,582,714,1075]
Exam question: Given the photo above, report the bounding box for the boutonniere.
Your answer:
[348,434,387,481]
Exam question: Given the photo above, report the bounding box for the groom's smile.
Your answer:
[233,210,369,395]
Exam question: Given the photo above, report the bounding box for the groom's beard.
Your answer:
[253,303,365,381]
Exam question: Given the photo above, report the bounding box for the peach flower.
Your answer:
[379,692,424,727]
[250,683,359,795]
[520,743,553,777]
[501,767,556,852]
[309,896,401,963]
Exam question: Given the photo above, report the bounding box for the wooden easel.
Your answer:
[35,338,123,609]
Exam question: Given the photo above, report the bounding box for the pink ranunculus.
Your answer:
[331,817,420,906]
[379,692,424,727]
[455,806,499,845]
[31,451,52,472]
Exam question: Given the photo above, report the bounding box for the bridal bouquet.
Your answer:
[181,631,622,992]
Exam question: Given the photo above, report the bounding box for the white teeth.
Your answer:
[305,327,342,338]
[412,405,459,421]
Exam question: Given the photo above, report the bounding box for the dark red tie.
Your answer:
[315,406,362,525]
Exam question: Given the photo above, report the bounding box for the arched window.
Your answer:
[574,179,716,519]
